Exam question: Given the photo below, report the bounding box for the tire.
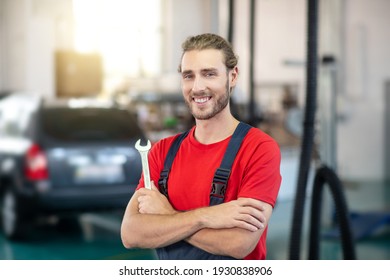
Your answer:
[0,188,28,240]
[57,216,81,233]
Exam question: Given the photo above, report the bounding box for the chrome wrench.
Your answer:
[135,139,152,190]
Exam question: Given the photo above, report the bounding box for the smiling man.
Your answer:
[120,33,281,260]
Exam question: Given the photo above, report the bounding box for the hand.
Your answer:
[137,181,176,215]
[199,197,267,232]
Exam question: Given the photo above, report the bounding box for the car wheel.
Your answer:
[0,188,26,240]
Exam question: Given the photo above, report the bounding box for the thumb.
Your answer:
[150,180,159,191]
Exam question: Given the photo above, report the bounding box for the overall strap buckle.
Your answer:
[211,168,231,198]
[158,169,170,197]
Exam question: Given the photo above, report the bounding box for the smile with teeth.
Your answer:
[193,96,211,104]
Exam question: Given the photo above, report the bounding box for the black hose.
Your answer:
[308,165,356,259]
[288,0,319,260]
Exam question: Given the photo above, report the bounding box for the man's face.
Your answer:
[180,49,238,120]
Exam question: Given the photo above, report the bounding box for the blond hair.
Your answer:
[178,33,238,72]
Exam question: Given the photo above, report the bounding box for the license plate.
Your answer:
[74,164,124,184]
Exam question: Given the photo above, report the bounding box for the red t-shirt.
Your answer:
[137,126,281,260]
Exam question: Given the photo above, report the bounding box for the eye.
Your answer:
[182,73,193,80]
[204,71,217,77]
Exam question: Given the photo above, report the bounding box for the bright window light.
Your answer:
[72,0,162,78]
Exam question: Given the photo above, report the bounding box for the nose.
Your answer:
[191,76,206,93]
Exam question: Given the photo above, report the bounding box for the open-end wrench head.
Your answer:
[135,139,151,151]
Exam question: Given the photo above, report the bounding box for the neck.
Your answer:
[194,112,239,144]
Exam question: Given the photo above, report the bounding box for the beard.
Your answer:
[185,81,231,120]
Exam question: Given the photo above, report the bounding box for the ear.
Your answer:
[229,66,239,87]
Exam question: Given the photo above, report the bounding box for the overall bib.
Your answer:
[156,122,251,260]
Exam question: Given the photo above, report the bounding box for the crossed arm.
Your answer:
[120,182,273,259]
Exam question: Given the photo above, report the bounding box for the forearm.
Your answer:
[185,201,273,259]
[121,193,203,249]
[121,189,269,253]
[185,227,262,259]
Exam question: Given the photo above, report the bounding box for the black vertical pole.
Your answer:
[248,0,256,126]
[227,0,234,43]
[289,0,319,260]
[227,0,240,119]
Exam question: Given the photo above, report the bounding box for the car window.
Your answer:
[41,107,143,141]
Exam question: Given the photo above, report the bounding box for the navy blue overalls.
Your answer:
[156,122,252,260]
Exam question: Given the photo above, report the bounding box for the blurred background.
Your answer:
[0,0,389,260]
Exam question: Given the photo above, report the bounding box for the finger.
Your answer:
[138,206,146,214]
[137,187,153,195]
[242,213,265,229]
[243,206,266,223]
[234,205,266,227]
[235,220,260,232]
[235,214,264,231]
[137,188,148,195]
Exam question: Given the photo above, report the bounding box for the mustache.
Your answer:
[190,92,212,98]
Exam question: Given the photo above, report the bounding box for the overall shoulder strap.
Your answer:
[158,130,190,197]
[158,122,252,201]
[210,122,252,204]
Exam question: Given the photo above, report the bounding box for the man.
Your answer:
[121,33,281,260]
